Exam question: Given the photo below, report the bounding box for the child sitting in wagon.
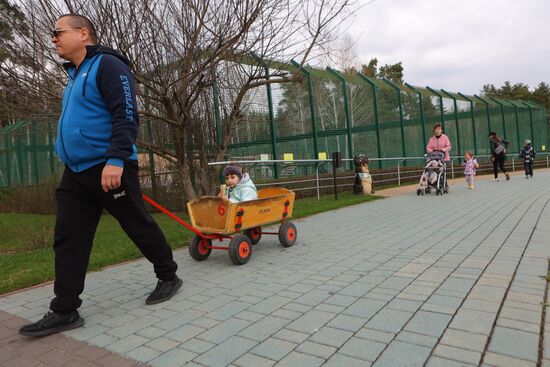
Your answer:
[218,165,258,203]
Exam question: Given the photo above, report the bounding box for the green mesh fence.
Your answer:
[0,121,60,187]
[0,63,547,188]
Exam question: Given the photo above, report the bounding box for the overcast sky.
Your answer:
[346,0,549,95]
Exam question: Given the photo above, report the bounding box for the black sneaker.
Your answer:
[146,276,183,305]
[505,173,510,181]
[19,311,84,337]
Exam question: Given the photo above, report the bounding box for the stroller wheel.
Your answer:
[426,187,431,194]
[436,189,441,195]
[417,189,421,196]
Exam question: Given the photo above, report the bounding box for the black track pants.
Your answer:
[50,161,177,313]
[524,161,533,176]
[492,154,507,178]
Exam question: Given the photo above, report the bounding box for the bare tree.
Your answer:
[5,0,357,201]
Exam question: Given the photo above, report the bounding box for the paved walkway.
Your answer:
[1,170,550,367]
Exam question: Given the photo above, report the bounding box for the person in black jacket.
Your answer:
[519,139,536,179]
[19,14,181,337]
[488,132,510,182]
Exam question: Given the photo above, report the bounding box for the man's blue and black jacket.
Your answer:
[55,45,139,172]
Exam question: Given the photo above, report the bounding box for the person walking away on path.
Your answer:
[519,139,536,179]
[489,131,510,182]
[462,151,479,189]
[19,14,181,337]
[426,123,452,162]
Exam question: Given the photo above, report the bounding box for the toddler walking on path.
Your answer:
[463,152,479,189]
[519,139,536,179]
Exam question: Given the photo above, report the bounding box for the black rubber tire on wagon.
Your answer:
[188,235,212,261]
[244,226,262,245]
[278,222,297,248]
[228,234,252,265]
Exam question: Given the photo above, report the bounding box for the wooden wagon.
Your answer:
[143,187,297,265]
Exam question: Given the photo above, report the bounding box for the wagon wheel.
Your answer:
[188,235,212,261]
[244,226,262,245]
[278,222,297,248]
[228,234,252,265]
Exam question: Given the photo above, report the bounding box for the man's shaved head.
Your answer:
[58,14,97,44]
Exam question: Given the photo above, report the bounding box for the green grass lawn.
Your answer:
[0,192,382,294]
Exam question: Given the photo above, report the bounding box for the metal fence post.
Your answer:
[3,133,11,187]
[490,97,507,140]
[474,95,493,154]
[31,122,39,184]
[383,79,406,162]
[451,158,455,179]
[292,61,319,161]
[358,73,383,169]
[426,86,446,131]
[458,93,478,156]
[397,160,401,186]
[441,89,462,156]
[252,53,279,178]
[316,162,321,200]
[405,83,428,153]
[512,156,515,171]
[521,101,535,143]
[327,67,354,170]
[509,100,522,150]
[47,122,55,174]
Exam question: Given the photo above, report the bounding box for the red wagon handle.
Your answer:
[142,194,206,237]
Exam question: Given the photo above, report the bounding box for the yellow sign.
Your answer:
[318,152,327,160]
[283,153,294,161]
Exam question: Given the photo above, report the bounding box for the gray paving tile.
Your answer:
[440,328,488,352]
[234,353,276,367]
[194,335,258,367]
[251,338,296,361]
[285,310,336,334]
[403,311,452,337]
[148,348,197,366]
[339,336,387,361]
[274,351,325,367]
[433,344,481,365]
[483,352,536,367]
[395,331,438,348]
[198,318,252,343]
[426,356,476,367]
[309,326,353,348]
[295,341,336,359]
[449,309,496,335]
[324,353,373,367]
[238,316,290,341]
[488,326,538,362]
[365,309,413,334]
[374,341,432,367]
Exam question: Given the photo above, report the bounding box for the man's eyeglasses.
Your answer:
[51,27,81,38]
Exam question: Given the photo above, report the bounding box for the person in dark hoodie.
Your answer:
[488,131,510,182]
[19,14,181,337]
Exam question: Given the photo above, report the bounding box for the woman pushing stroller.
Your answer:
[417,123,452,195]
[426,123,452,163]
